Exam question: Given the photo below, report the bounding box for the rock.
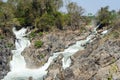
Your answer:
[63,68,74,80]
[0,37,14,79]
[21,28,120,80]
[22,30,88,68]
[45,38,120,80]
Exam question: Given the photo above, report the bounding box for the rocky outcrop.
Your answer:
[0,35,14,79]
[22,30,89,68]
[45,38,120,80]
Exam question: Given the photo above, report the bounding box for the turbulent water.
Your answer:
[3,26,104,80]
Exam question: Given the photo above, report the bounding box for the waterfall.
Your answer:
[3,25,108,80]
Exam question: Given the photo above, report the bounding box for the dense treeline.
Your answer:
[0,0,88,32]
[0,0,119,32]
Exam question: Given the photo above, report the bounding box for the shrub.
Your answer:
[0,34,4,39]
[37,54,45,59]
[7,43,13,48]
[112,31,119,38]
[17,18,25,26]
[34,40,43,48]
[54,12,64,30]
[30,31,36,38]
[37,13,55,31]
[38,32,43,36]
[96,6,117,27]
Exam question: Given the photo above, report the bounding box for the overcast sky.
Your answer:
[60,0,120,15]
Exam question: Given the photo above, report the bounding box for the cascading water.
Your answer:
[3,25,107,80]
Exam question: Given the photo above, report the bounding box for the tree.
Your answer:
[96,6,116,28]
[0,1,14,26]
[66,2,84,30]
[53,0,63,11]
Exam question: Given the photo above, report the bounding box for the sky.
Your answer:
[60,0,120,15]
[3,0,120,15]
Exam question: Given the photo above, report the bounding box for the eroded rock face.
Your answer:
[45,39,120,80]
[22,28,120,80]
[22,30,88,68]
[0,35,14,79]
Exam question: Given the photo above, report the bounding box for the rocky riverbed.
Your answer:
[22,30,89,68]
[45,37,120,80]
[1,26,120,80]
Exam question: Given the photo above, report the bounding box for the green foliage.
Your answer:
[0,0,87,32]
[41,13,55,26]
[34,40,43,48]
[0,34,4,39]
[79,26,87,33]
[17,18,25,26]
[38,32,43,36]
[30,31,36,38]
[0,0,118,34]
[66,2,85,30]
[96,6,117,26]
[62,14,70,25]
[7,43,13,48]
[108,77,112,80]
[37,54,45,59]
[37,13,55,31]
[112,31,119,38]
[67,2,84,15]
[54,12,64,30]
[109,16,120,39]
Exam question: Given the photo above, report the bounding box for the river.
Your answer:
[3,25,102,80]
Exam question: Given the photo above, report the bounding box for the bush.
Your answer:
[7,43,13,48]
[38,32,43,36]
[110,16,120,39]
[37,54,45,59]
[0,34,4,39]
[34,40,43,48]
[17,18,25,26]
[96,6,117,27]
[54,12,64,30]
[30,31,36,38]
[111,31,119,38]
[37,13,55,31]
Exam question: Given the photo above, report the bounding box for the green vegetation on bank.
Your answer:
[30,31,36,38]
[0,0,88,32]
[34,40,43,48]
[0,34,4,39]
[0,0,120,40]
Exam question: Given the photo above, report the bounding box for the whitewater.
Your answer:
[3,25,104,80]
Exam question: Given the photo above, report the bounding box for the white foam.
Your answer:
[3,26,99,80]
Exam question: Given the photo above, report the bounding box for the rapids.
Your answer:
[3,25,108,80]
